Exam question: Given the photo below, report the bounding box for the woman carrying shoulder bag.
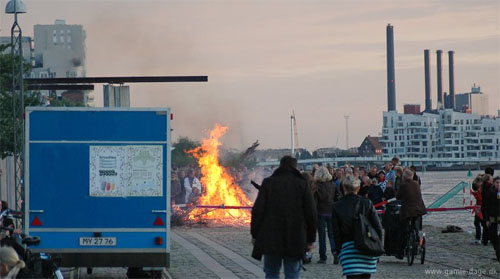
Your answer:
[332,174,383,279]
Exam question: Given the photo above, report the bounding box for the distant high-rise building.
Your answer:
[33,19,86,77]
[0,36,33,65]
[103,85,130,107]
[32,20,93,105]
[455,85,489,116]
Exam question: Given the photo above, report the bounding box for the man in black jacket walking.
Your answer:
[251,156,317,279]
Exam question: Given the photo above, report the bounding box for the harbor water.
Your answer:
[420,170,488,232]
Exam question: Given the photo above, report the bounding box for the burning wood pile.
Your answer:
[174,124,254,227]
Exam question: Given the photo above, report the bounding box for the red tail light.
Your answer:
[155,237,163,245]
[153,216,164,226]
[32,216,42,226]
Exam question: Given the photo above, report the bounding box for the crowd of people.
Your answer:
[170,164,269,209]
[0,157,497,279]
[251,155,499,279]
[171,167,204,206]
[305,158,426,265]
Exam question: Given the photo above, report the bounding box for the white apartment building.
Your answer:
[381,109,500,160]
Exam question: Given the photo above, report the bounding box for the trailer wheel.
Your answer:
[151,270,162,279]
[87,267,93,275]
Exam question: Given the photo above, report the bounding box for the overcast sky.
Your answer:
[1,0,499,151]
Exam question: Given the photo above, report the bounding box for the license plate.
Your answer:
[79,237,116,246]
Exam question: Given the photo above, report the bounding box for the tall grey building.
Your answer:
[0,36,33,65]
[32,19,93,105]
[103,85,130,107]
[455,85,489,116]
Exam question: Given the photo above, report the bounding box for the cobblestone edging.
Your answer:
[172,232,237,278]
[187,232,263,277]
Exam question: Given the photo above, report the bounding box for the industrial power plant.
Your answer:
[380,24,499,164]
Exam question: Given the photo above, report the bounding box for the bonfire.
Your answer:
[186,124,253,226]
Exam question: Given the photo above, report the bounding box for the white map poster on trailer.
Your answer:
[89,145,163,197]
[128,145,163,196]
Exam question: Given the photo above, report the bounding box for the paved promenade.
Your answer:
[69,224,498,278]
[167,225,499,279]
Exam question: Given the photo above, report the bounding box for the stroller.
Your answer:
[382,200,424,262]
[382,200,403,257]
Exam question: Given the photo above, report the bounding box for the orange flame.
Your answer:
[187,124,252,226]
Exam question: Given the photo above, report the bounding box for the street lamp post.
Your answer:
[6,0,27,225]
[344,115,350,149]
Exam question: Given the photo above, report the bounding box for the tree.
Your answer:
[49,95,84,107]
[171,137,200,168]
[0,44,42,158]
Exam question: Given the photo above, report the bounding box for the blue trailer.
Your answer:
[25,107,171,268]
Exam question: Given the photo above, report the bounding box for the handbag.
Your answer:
[353,199,385,256]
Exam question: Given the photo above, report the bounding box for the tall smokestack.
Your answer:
[448,50,455,110]
[436,50,443,108]
[424,49,432,112]
[386,24,396,111]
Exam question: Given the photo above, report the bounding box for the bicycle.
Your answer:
[404,217,426,266]
[0,209,64,279]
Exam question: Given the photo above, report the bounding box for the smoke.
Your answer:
[74,3,249,148]
[237,167,273,202]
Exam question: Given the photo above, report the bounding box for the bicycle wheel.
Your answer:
[420,234,426,264]
[407,231,416,266]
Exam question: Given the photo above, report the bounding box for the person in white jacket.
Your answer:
[184,169,202,203]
